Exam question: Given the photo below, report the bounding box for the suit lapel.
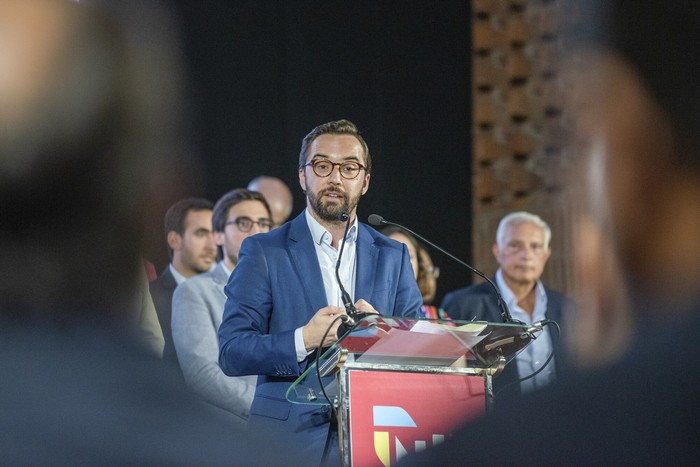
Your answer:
[162,267,177,290]
[211,262,230,298]
[288,214,327,315]
[211,262,229,285]
[355,224,378,302]
[544,290,558,320]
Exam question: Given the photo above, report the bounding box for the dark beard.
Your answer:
[307,186,360,222]
[224,249,238,268]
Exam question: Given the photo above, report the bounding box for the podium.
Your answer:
[286,315,538,466]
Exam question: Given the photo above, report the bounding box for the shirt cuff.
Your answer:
[294,327,311,362]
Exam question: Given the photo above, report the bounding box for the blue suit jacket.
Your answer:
[218,212,421,464]
[441,281,572,398]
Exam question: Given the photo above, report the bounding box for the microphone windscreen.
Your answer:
[337,212,349,222]
[368,214,384,226]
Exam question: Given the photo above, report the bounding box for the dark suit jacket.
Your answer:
[398,310,700,466]
[441,280,572,397]
[149,266,178,364]
[218,212,422,465]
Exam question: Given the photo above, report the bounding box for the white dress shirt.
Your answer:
[294,208,358,361]
[496,268,556,393]
[169,263,187,285]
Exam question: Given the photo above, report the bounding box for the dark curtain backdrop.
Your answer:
[161,0,472,305]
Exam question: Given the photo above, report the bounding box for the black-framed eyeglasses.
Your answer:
[225,216,273,232]
[301,159,366,180]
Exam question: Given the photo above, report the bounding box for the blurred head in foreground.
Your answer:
[565,0,700,367]
[0,0,197,324]
[395,3,700,466]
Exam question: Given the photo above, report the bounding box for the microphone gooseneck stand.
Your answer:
[336,212,369,337]
[318,211,364,465]
[367,213,517,324]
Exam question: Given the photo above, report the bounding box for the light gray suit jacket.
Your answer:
[172,262,256,426]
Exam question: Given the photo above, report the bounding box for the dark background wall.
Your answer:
[159,0,472,305]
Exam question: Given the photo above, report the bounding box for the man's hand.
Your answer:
[301,305,347,351]
[353,299,379,316]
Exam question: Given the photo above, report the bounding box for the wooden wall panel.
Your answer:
[471,0,577,295]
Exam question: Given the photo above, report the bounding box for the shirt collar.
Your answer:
[220,260,232,278]
[304,208,358,247]
[168,263,187,285]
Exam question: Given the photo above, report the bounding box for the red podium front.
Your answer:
[286,316,538,466]
[347,369,484,466]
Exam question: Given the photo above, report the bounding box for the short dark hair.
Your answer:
[163,198,213,259]
[298,119,372,173]
[212,188,272,233]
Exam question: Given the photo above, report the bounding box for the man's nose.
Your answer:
[205,234,216,249]
[328,164,343,183]
[520,246,537,258]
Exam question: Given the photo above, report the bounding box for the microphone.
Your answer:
[336,212,369,336]
[335,212,357,315]
[367,213,517,324]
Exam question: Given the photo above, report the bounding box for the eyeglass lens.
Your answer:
[309,160,363,179]
[228,217,272,232]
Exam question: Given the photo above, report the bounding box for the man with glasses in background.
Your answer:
[218,120,421,465]
[441,211,572,398]
[172,189,272,426]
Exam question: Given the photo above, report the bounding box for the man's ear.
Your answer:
[571,213,632,369]
[361,173,371,195]
[213,231,225,247]
[543,246,552,263]
[491,242,500,260]
[298,168,307,194]
[167,231,181,252]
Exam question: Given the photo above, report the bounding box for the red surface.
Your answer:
[348,370,485,466]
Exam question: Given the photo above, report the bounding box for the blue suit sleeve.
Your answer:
[218,237,300,378]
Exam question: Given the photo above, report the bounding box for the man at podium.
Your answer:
[218,120,421,465]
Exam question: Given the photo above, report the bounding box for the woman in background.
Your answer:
[381,226,451,320]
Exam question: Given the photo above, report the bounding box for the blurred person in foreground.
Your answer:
[137,269,166,357]
[400,1,700,464]
[0,1,284,463]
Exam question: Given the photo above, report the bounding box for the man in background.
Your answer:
[150,197,216,364]
[441,211,572,396]
[172,189,272,426]
[247,175,294,228]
